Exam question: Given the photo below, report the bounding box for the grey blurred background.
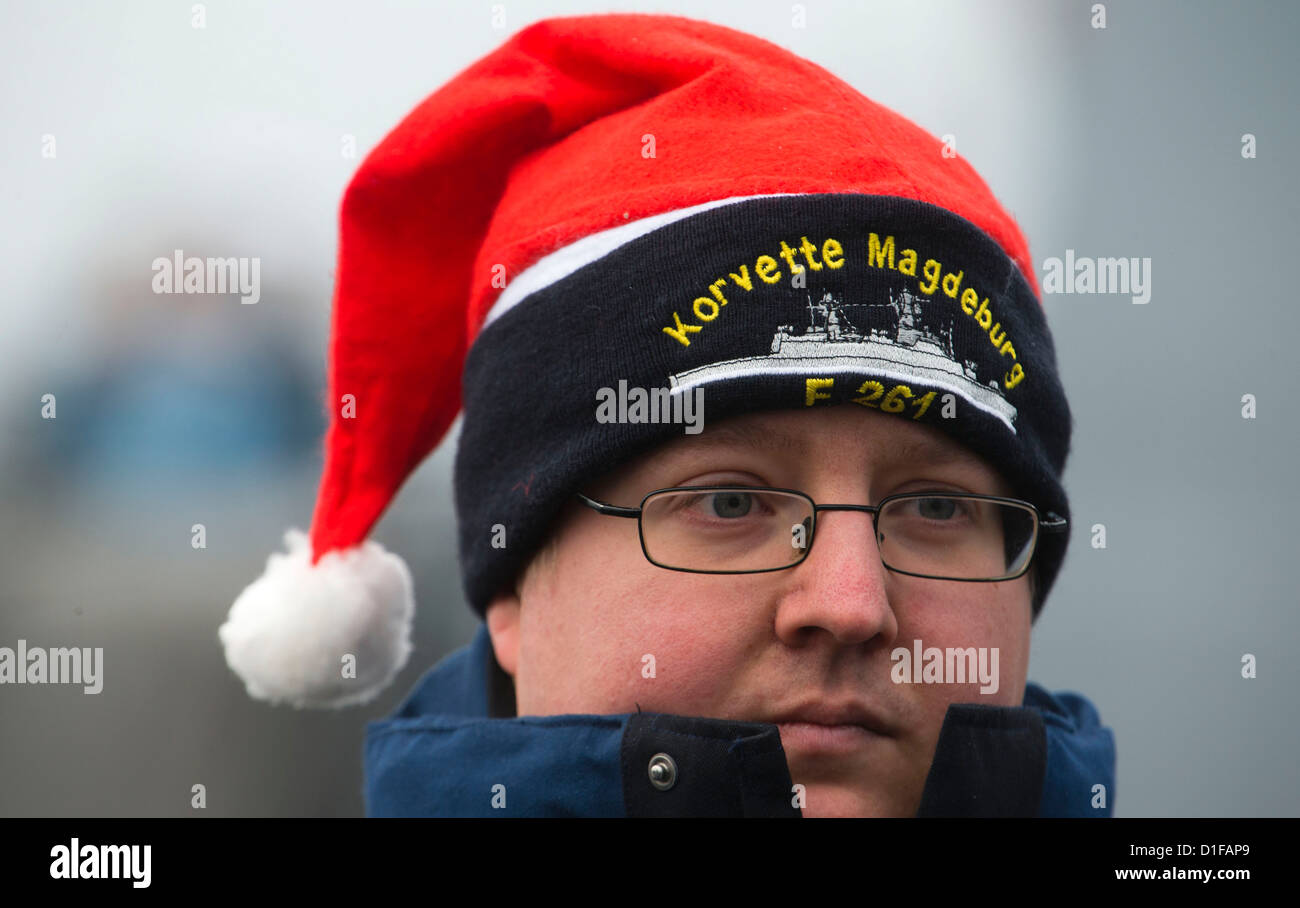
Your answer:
[1,0,1295,817]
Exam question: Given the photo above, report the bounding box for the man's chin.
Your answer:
[794,779,919,818]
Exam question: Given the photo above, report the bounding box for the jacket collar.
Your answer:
[365,624,1115,817]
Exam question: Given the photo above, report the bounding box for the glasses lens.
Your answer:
[876,495,1037,580]
[641,488,814,572]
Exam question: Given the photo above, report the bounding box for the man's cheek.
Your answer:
[521,609,725,715]
[619,628,744,714]
[900,594,1028,700]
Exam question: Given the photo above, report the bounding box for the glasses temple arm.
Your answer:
[1039,512,1069,532]
[575,492,641,518]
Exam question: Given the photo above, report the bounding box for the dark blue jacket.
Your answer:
[365,624,1115,817]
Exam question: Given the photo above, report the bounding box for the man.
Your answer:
[220,13,1116,817]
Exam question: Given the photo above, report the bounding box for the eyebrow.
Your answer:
[885,435,973,468]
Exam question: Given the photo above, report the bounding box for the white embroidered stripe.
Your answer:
[666,360,1018,434]
[481,192,809,329]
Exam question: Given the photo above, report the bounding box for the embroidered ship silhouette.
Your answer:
[667,287,1018,430]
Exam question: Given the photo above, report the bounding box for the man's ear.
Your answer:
[485,593,521,678]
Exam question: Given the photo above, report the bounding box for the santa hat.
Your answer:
[220,13,1072,708]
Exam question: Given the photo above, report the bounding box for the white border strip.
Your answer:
[482,192,809,329]
[667,360,1018,433]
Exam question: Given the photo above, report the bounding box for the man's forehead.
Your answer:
[659,409,976,468]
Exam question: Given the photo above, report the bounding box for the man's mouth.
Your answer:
[765,703,896,756]
[775,721,884,755]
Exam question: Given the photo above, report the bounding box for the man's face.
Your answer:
[486,405,1033,817]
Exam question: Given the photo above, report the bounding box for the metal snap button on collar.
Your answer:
[648,752,677,791]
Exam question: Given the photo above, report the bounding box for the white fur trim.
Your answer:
[219,528,414,708]
[482,192,808,329]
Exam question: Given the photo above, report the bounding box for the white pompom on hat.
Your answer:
[219,530,413,708]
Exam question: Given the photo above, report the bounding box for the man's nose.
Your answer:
[772,508,900,648]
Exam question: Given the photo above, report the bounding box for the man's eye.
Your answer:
[916,497,958,520]
[709,491,754,519]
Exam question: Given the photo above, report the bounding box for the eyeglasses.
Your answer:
[575,486,1068,582]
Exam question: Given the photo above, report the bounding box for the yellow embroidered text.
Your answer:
[867,232,1025,389]
[662,236,845,347]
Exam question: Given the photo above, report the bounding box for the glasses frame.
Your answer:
[575,485,1069,582]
